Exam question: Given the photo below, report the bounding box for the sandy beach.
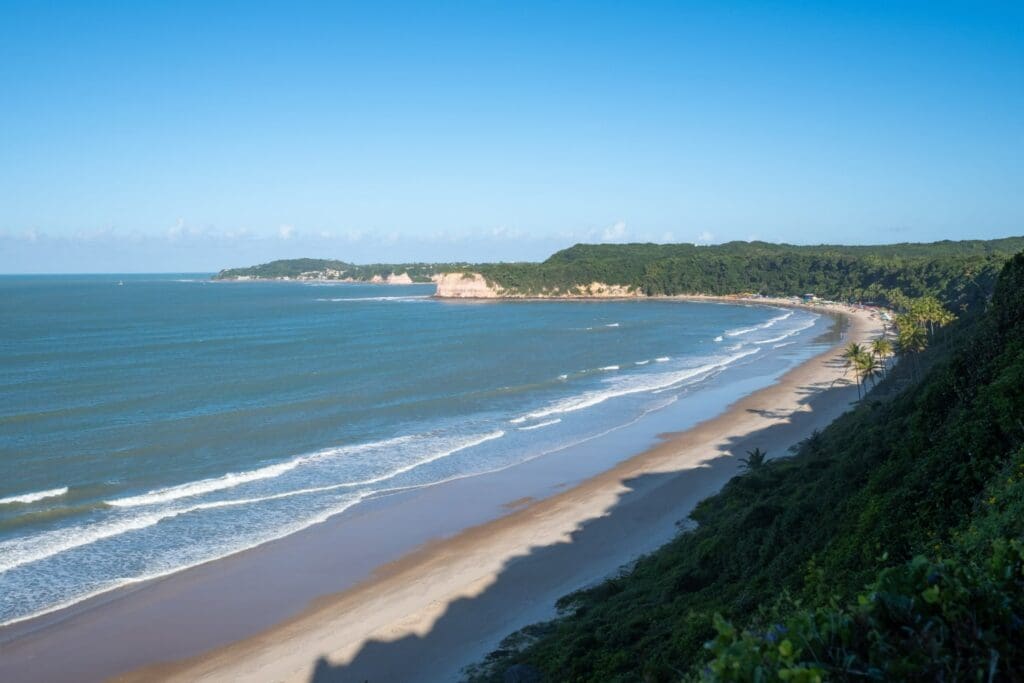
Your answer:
[71,301,882,683]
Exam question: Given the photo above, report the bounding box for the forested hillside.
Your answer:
[467,253,1024,682]
[476,239,1024,308]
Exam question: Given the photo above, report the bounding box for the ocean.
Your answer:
[0,275,824,626]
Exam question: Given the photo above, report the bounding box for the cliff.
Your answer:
[433,272,641,299]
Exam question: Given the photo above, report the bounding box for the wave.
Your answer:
[714,335,724,342]
[0,487,69,506]
[773,341,796,349]
[600,365,620,371]
[4,431,505,576]
[605,323,620,328]
[558,374,568,380]
[0,491,371,628]
[754,319,817,345]
[513,348,760,423]
[316,296,430,302]
[756,333,792,344]
[107,435,416,508]
[655,356,670,362]
[724,310,793,338]
[517,419,562,431]
[331,430,505,488]
[634,360,649,365]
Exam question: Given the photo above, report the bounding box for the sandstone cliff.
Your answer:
[433,273,641,299]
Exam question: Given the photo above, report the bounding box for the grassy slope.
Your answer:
[467,253,1024,682]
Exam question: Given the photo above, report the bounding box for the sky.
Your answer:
[1,1,1022,272]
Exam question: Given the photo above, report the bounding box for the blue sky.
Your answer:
[1,1,1021,272]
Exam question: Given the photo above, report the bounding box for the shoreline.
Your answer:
[109,303,882,682]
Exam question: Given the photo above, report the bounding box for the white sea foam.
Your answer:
[0,487,69,506]
[109,462,303,508]
[655,356,670,362]
[724,310,794,337]
[714,335,724,342]
[0,509,182,575]
[773,341,796,349]
[317,295,429,302]
[332,430,505,488]
[3,431,505,576]
[606,323,620,327]
[557,374,569,380]
[754,318,816,345]
[0,491,371,628]
[600,365,620,371]
[513,348,760,423]
[517,419,562,431]
[107,435,415,508]
[634,360,649,365]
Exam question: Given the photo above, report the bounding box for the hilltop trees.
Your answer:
[476,239,1023,308]
[738,448,767,472]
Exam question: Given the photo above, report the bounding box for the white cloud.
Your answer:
[490,225,524,239]
[278,224,295,240]
[660,231,676,243]
[695,230,715,245]
[167,218,186,240]
[601,220,628,242]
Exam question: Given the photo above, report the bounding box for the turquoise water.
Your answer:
[0,275,821,625]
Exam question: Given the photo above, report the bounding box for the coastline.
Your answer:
[96,303,882,682]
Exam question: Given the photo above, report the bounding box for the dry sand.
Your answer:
[115,302,884,683]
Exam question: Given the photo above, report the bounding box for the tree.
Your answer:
[842,342,868,399]
[871,337,894,378]
[855,352,883,390]
[738,448,768,472]
[896,317,928,380]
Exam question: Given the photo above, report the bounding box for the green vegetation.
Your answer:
[476,238,1024,307]
[213,238,1024,308]
[465,253,1024,682]
[213,258,469,282]
[738,448,768,473]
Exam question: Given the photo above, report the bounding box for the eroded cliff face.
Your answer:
[434,273,505,298]
[433,273,642,299]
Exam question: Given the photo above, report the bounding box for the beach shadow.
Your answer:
[305,364,860,683]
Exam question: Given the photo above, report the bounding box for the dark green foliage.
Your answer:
[697,451,1024,682]
[465,254,1024,682]
[477,239,1024,308]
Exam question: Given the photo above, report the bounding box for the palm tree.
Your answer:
[738,447,767,472]
[871,337,894,378]
[897,323,928,380]
[855,352,882,390]
[842,342,867,399]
